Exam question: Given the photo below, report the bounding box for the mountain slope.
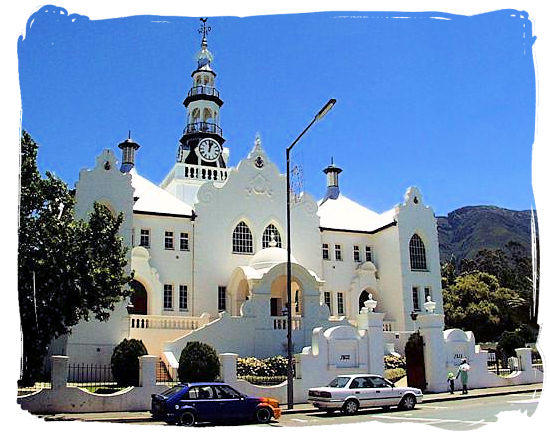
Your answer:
[436,206,534,264]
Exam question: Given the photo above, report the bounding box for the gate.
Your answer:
[405,332,427,391]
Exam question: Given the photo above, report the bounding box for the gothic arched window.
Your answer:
[409,233,428,271]
[262,224,282,249]
[233,221,253,254]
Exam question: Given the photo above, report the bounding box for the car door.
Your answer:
[213,385,247,420]
[186,385,218,421]
[368,376,399,406]
[349,376,376,408]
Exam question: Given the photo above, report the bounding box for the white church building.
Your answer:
[64,22,444,369]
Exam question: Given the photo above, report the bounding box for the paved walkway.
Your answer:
[38,383,543,423]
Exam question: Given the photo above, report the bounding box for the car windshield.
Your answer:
[162,385,186,398]
[328,377,351,388]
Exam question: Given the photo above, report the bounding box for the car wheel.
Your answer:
[255,407,272,423]
[398,394,416,410]
[178,411,196,427]
[342,399,359,415]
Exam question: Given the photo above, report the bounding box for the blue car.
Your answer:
[151,382,282,426]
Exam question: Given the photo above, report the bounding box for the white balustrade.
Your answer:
[130,314,210,331]
[272,316,302,330]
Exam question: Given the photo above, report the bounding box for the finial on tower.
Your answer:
[198,17,211,47]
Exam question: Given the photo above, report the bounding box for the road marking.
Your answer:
[420,405,448,409]
[290,418,309,423]
[372,415,487,425]
[507,398,539,404]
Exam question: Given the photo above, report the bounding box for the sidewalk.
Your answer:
[40,383,543,423]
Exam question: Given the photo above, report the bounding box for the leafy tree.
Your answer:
[111,339,148,386]
[178,341,220,382]
[497,325,535,359]
[443,272,521,342]
[18,131,132,385]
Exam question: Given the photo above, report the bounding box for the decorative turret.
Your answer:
[322,158,342,201]
[177,17,226,169]
[118,132,140,173]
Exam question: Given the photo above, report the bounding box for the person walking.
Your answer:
[456,359,471,394]
[447,371,455,394]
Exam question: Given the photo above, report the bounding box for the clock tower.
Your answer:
[161,18,229,204]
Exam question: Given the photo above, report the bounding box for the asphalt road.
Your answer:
[130,391,541,429]
[275,391,541,429]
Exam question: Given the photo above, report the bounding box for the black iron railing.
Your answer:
[184,121,223,136]
[187,85,220,98]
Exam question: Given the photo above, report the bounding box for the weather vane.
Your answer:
[198,17,211,39]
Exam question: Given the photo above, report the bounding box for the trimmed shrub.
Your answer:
[111,338,148,386]
[178,341,220,382]
[384,368,407,383]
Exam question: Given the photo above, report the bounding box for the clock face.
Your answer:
[197,138,222,162]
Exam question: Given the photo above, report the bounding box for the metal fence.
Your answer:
[532,351,544,372]
[486,351,518,376]
[17,382,51,396]
[156,360,179,386]
[66,363,124,392]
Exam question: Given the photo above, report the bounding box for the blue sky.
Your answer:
[17,6,536,216]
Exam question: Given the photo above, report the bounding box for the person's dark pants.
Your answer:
[462,383,468,394]
[449,380,455,394]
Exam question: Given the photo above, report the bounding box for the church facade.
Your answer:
[65,22,444,367]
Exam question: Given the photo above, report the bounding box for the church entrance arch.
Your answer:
[270,275,303,316]
[130,280,148,315]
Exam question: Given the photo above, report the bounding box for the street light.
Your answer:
[286,98,336,409]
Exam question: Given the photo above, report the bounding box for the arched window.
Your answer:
[409,234,428,271]
[233,221,253,254]
[262,224,282,248]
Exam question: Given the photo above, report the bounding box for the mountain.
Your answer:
[436,206,535,265]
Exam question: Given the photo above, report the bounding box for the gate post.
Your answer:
[417,312,447,393]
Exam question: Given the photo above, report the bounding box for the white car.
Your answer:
[308,374,423,415]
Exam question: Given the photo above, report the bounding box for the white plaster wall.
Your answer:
[396,187,444,331]
[192,143,321,317]
[131,214,194,315]
[67,149,135,365]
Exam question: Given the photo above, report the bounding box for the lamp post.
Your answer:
[286,98,336,409]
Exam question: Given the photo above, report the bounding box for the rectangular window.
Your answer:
[324,291,332,314]
[337,292,345,315]
[322,243,329,260]
[179,285,188,311]
[131,228,135,247]
[163,284,173,310]
[424,287,431,303]
[353,245,361,262]
[412,287,420,311]
[180,232,190,251]
[140,229,150,248]
[218,286,227,312]
[335,244,342,261]
[365,246,373,262]
[164,231,174,250]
